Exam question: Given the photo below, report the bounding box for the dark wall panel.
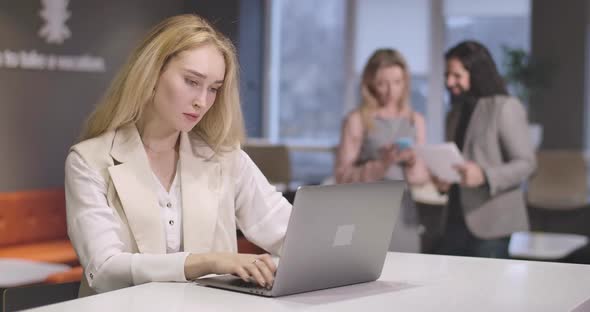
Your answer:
[0,0,185,191]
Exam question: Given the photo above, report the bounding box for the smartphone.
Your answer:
[395,137,414,151]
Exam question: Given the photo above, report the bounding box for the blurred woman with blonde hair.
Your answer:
[335,48,427,184]
[334,49,429,252]
[65,14,291,296]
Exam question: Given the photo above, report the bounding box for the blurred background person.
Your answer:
[429,40,536,258]
[334,48,429,252]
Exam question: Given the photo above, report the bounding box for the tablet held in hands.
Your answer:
[414,143,465,183]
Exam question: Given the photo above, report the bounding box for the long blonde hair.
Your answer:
[359,49,412,131]
[81,14,245,152]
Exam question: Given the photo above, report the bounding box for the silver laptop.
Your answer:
[196,181,405,297]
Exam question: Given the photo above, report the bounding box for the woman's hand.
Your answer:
[379,144,399,168]
[396,148,417,168]
[211,253,276,288]
[380,144,419,168]
[185,253,276,288]
[454,161,486,188]
[431,174,452,193]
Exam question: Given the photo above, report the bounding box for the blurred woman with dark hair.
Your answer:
[430,40,536,257]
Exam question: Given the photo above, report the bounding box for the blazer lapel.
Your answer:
[108,124,166,254]
[179,132,220,253]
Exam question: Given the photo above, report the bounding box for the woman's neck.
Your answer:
[136,115,179,153]
[377,101,405,118]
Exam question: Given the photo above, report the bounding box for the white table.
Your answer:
[28,253,590,312]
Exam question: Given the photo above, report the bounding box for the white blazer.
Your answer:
[65,124,292,296]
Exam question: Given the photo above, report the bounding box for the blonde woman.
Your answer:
[334,49,429,252]
[335,49,428,185]
[65,14,291,296]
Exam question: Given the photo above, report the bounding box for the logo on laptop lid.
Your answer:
[332,224,355,247]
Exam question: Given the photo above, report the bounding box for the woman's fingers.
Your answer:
[234,266,250,282]
[229,254,277,288]
[258,254,277,274]
[432,175,451,192]
[245,260,267,287]
[398,149,416,166]
[253,258,275,287]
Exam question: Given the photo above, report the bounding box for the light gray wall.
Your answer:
[531,0,589,150]
[0,0,185,192]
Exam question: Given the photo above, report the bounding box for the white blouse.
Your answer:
[150,165,182,254]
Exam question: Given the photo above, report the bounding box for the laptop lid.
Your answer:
[270,181,405,296]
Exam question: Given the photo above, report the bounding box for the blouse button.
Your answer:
[169,220,174,226]
[166,202,172,208]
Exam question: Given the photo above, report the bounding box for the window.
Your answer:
[264,0,348,183]
[267,0,347,145]
[444,0,531,108]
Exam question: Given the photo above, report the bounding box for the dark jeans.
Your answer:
[431,186,510,258]
[431,214,510,258]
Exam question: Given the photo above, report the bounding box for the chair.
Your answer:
[242,143,297,204]
[2,281,80,312]
[235,142,284,254]
[0,189,83,288]
[0,188,79,266]
[526,150,588,210]
[511,150,590,262]
[242,143,292,191]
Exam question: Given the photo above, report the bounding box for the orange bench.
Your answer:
[0,189,266,285]
[0,189,82,284]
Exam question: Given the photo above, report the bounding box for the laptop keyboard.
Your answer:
[229,278,269,290]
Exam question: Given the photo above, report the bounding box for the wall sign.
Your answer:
[0,0,106,73]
